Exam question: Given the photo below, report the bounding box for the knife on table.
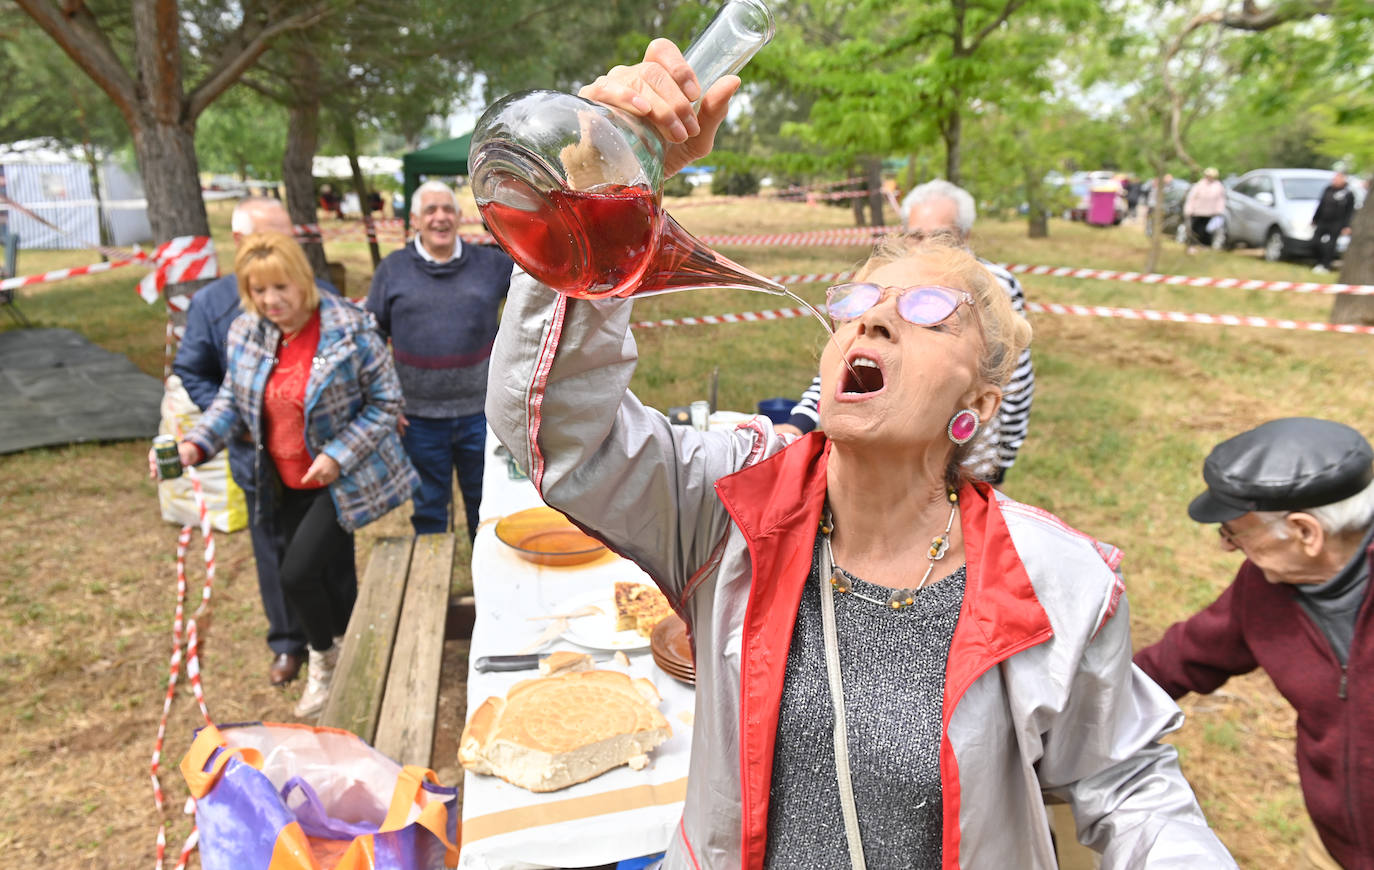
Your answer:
[475,653,616,673]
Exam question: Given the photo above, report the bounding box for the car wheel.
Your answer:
[1263,228,1285,262]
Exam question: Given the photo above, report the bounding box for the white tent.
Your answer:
[312,154,403,179]
[0,141,152,249]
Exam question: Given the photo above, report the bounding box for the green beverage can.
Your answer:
[153,435,182,481]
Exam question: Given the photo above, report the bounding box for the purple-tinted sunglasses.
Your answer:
[824,283,974,327]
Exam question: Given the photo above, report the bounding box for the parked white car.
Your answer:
[1217,168,1367,261]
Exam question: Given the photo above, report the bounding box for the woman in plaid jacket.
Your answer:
[179,233,418,716]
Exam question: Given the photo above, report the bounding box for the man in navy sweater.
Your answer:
[367,181,513,540]
[172,198,343,686]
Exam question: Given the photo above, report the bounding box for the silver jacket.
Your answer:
[486,273,1236,869]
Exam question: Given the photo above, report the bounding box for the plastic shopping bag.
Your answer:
[158,375,247,533]
[181,722,459,870]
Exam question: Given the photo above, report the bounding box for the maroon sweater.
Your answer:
[1135,549,1374,869]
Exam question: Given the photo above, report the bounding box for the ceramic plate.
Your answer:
[494,506,606,566]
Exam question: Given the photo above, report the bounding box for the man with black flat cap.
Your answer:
[1136,417,1374,869]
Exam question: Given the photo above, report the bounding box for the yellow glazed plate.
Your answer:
[494,506,607,567]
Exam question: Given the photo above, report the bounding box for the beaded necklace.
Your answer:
[822,489,959,610]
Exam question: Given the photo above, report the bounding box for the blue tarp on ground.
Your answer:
[0,327,161,454]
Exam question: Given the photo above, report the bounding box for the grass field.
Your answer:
[2,194,1368,866]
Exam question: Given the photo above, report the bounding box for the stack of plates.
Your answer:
[650,614,695,686]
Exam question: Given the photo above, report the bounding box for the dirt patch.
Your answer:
[0,440,472,866]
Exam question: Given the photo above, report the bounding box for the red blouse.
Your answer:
[263,310,324,489]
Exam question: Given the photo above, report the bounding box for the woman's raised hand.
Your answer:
[578,38,741,179]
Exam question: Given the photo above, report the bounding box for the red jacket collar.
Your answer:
[714,432,1052,870]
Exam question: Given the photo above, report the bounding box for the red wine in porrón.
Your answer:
[479,183,658,299]
[480,182,785,299]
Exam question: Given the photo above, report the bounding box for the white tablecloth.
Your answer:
[459,420,754,869]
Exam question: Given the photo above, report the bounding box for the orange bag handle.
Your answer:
[180,723,264,799]
[380,765,460,866]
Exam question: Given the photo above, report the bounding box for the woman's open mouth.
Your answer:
[838,353,886,398]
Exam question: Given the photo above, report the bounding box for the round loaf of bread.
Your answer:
[459,670,671,792]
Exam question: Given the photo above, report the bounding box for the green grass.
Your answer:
[3,200,1368,867]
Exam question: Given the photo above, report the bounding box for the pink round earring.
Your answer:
[947,408,980,444]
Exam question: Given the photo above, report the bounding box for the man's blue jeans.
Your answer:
[401,412,487,540]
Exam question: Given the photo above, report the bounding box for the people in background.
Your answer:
[366,181,513,540]
[777,179,1035,485]
[1183,167,1227,254]
[1312,172,1357,274]
[487,38,1237,868]
[318,184,343,220]
[1136,418,1374,870]
[173,232,417,717]
[172,198,343,688]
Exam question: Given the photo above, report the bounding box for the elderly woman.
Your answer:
[176,232,417,716]
[486,41,1236,869]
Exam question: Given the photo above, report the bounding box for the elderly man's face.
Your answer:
[905,198,965,242]
[1217,512,1330,585]
[1332,173,1347,189]
[416,190,459,257]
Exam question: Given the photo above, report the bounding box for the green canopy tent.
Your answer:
[400,131,472,225]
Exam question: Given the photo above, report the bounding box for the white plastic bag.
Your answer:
[158,375,247,533]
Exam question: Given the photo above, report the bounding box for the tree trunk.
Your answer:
[904,152,919,194]
[131,114,211,241]
[1024,165,1047,238]
[80,141,112,253]
[1145,165,1167,275]
[863,157,885,228]
[282,51,328,280]
[341,119,381,268]
[851,177,868,227]
[942,107,962,185]
[1331,199,1374,324]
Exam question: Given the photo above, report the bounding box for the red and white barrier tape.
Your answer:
[767,270,853,285]
[998,262,1374,296]
[0,251,150,291]
[150,453,215,870]
[700,227,886,247]
[138,237,219,306]
[761,261,1374,298]
[1,235,218,299]
[631,307,814,329]
[1023,301,1374,334]
[671,187,882,208]
[630,301,1374,335]
[668,177,868,208]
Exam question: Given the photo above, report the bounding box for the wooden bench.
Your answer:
[319,533,473,767]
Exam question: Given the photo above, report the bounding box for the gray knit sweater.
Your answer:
[365,240,513,417]
[765,537,966,868]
